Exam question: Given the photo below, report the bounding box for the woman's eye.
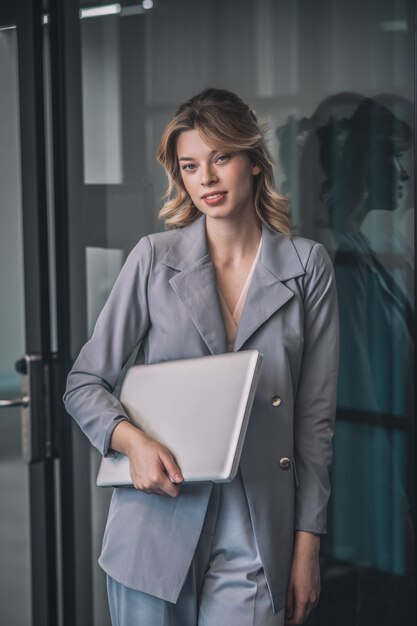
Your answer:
[182,163,197,171]
[216,154,230,163]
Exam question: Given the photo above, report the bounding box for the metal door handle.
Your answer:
[0,395,30,407]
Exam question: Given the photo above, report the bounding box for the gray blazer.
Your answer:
[64,215,339,613]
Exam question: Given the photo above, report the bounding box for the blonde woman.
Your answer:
[64,88,339,626]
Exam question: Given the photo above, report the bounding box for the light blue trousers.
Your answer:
[107,472,285,626]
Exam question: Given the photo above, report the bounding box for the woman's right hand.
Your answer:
[110,420,184,497]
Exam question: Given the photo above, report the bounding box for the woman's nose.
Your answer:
[201,165,218,186]
[394,159,410,183]
[399,164,409,183]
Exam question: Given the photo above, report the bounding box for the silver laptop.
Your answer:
[96,350,263,487]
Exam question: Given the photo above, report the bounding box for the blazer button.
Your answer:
[279,457,291,470]
[271,395,282,407]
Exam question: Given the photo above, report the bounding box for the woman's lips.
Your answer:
[201,192,227,206]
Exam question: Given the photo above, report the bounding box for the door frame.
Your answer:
[0,0,58,624]
[48,0,94,624]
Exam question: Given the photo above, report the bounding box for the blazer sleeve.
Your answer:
[293,242,339,534]
[63,236,152,456]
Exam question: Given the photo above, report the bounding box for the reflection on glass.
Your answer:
[279,91,414,621]
[0,27,31,626]
[324,96,413,579]
[320,97,413,415]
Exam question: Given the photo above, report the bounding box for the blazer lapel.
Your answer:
[163,216,227,355]
[162,216,307,355]
[233,224,306,352]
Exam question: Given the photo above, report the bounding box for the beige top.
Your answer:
[217,239,262,352]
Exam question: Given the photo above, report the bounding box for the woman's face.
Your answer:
[176,129,260,222]
[365,139,410,212]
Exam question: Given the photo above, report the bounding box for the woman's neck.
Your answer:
[205,213,262,266]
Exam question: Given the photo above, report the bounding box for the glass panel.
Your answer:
[0,26,31,626]
[81,15,123,184]
[75,1,415,624]
[86,246,124,626]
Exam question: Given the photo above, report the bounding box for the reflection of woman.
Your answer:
[318,98,413,416]
[314,97,413,576]
[64,89,339,625]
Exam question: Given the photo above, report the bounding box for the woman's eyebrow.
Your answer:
[178,150,217,162]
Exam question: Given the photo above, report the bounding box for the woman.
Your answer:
[64,88,339,626]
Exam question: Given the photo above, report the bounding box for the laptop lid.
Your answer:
[96,350,263,487]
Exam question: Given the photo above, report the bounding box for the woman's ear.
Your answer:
[252,163,261,176]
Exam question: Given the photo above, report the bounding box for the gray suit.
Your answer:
[64,215,339,613]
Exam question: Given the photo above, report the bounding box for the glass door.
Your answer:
[0,24,32,626]
[58,1,416,625]
[0,2,58,625]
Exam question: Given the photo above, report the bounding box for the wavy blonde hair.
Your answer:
[156,88,293,236]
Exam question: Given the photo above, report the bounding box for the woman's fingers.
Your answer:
[128,438,183,497]
[159,449,184,484]
[285,532,321,624]
[286,597,313,624]
[143,484,179,498]
[115,425,184,496]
